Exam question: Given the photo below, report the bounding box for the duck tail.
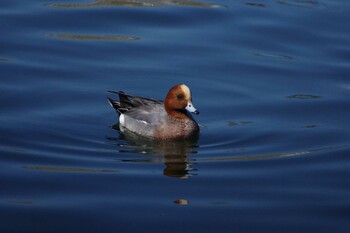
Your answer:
[107,97,128,115]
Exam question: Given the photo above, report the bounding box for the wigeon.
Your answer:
[108,84,200,140]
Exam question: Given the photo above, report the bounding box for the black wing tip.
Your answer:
[107,97,119,109]
[107,97,114,105]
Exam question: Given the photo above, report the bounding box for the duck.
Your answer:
[108,84,200,140]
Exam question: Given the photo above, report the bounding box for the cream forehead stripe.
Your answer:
[180,84,191,98]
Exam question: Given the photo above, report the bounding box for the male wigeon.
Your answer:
[108,84,200,140]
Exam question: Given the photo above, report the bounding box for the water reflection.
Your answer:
[49,0,221,8]
[108,125,198,178]
[107,123,345,178]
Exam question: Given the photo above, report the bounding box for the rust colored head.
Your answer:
[164,84,199,119]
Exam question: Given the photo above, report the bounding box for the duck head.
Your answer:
[164,84,199,119]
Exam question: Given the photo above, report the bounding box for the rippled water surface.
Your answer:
[1,0,350,232]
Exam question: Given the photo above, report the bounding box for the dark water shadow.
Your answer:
[48,0,221,8]
[243,2,267,8]
[107,124,198,178]
[287,94,322,100]
[10,200,33,205]
[0,58,11,62]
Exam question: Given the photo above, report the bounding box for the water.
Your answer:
[1,0,350,232]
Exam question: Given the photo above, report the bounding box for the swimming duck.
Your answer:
[108,84,200,140]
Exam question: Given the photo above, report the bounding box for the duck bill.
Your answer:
[186,102,199,115]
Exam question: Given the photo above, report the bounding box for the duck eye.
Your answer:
[177,94,184,100]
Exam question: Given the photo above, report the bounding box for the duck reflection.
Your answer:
[108,124,198,178]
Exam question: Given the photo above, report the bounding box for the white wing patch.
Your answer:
[119,114,125,125]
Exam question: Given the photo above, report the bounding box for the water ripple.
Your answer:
[49,33,141,41]
[22,166,118,173]
[48,0,222,8]
[254,52,295,61]
[278,0,320,8]
[196,144,348,162]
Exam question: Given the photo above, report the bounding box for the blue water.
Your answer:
[1,0,350,232]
